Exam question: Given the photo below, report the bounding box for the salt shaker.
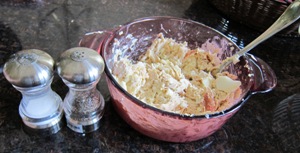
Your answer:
[56,47,105,133]
[3,49,64,134]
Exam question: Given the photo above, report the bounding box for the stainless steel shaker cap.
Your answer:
[56,47,104,84]
[3,49,54,88]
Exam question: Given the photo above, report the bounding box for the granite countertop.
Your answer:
[0,0,300,152]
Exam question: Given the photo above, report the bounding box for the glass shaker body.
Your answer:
[17,78,63,131]
[63,79,104,133]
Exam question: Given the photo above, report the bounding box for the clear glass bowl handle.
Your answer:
[243,54,277,101]
[79,30,115,53]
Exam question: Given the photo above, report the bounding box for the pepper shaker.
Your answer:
[3,49,64,134]
[56,47,105,133]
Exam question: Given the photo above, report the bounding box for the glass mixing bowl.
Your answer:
[79,16,277,142]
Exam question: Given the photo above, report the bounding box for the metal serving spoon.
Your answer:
[213,0,300,75]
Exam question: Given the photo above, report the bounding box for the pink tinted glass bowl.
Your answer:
[80,16,277,142]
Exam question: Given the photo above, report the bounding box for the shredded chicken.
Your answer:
[112,33,242,115]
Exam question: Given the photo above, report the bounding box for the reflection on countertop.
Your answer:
[0,0,299,152]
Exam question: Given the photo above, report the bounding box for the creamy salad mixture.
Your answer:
[112,33,242,115]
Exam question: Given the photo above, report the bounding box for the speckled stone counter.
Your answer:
[0,0,300,152]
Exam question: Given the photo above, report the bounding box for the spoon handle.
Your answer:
[236,0,300,57]
[214,0,300,75]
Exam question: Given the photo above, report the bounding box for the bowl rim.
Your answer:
[102,16,250,119]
